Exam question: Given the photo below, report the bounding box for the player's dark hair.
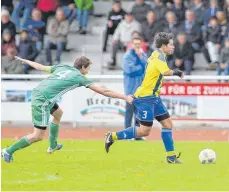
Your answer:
[132,37,141,42]
[74,56,92,70]
[154,32,173,48]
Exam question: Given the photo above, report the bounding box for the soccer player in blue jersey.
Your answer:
[105,32,184,164]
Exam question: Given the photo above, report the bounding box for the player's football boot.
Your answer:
[1,148,13,163]
[166,152,182,164]
[47,143,63,154]
[105,132,114,153]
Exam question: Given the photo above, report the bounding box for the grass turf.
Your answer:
[1,139,229,191]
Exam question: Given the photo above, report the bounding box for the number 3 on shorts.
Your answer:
[142,111,147,119]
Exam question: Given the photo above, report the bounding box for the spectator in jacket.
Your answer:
[18,30,37,73]
[204,0,219,27]
[59,0,77,24]
[132,0,152,23]
[126,31,148,53]
[22,8,45,53]
[182,10,202,52]
[46,8,70,65]
[216,11,228,45]
[218,38,229,77]
[224,0,229,20]
[191,0,206,26]
[102,1,126,52]
[1,29,16,56]
[1,9,16,39]
[171,32,194,75]
[107,12,141,69]
[1,0,14,14]
[152,0,167,22]
[1,47,25,74]
[163,11,180,37]
[122,37,147,139]
[169,0,186,23]
[74,0,93,34]
[12,0,36,32]
[204,16,221,66]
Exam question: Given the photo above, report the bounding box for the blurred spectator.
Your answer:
[163,11,180,37]
[191,0,206,26]
[102,1,126,52]
[1,29,16,56]
[216,11,228,45]
[141,11,162,55]
[203,16,221,68]
[1,9,16,39]
[169,0,186,23]
[122,37,147,132]
[59,0,77,24]
[182,10,202,52]
[12,0,36,32]
[1,0,14,15]
[151,0,167,22]
[1,47,25,74]
[74,0,93,34]
[132,0,152,23]
[37,0,59,26]
[126,31,148,53]
[224,0,229,20]
[170,32,194,75]
[46,8,70,65]
[18,30,37,73]
[107,12,141,70]
[218,38,229,77]
[22,8,45,53]
[204,0,219,26]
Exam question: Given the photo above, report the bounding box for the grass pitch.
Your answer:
[1,139,229,191]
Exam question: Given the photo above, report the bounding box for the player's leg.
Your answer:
[47,103,63,154]
[155,98,182,164]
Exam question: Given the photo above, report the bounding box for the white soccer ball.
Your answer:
[199,149,216,164]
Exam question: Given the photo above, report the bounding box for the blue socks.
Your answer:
[161,128,175,156]
[112,127,137,140]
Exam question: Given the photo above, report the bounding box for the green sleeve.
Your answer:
[45,65,57,73]
[80,76,94,88]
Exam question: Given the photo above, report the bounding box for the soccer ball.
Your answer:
[199,149,216,164]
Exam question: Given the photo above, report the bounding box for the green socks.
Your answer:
[6,136,31,155]
[49,122,60,149]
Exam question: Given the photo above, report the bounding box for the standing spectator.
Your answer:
[182,10,202,52]
[74,0,93,34]
[18,30,37,73]
[1,0,14,15]
[1,9,16,39]
[122,37,147,139]
[12,0,36,32]
[204,0,219,27]
[152,0,167,22]
[141,11,162,55]
[102,1,126,52]
[217,38,229,78]
[107,12,141,70]
[171,32,194,75]
[37,0,59,26]
[46,8,70,65]
[1,47,25,74]
[126,31,148,53]
[224,0,229,20]
[132,0,152,23]
[59,0,77,24]
[1,29,16,56]
[203,16,221,67]
[191,0,206,26]
[169,0,186,23]
[216,11,228,45]
[22,8,45,53]
[163,11,181,37]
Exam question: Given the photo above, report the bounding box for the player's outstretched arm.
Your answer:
[14,56,48,71]
[88,84,133,104]
[163,69,184,78]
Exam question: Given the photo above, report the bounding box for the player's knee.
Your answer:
[32,132,44,142]
[139,126,151,136]
[55,108,63,121]
[161,118,173,129]
[143,128,151,136]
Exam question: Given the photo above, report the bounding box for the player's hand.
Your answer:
[14,56,25,64]
[173,68,184,78]
[125,95,134,104]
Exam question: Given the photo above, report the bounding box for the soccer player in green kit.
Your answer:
[1,56,133,163]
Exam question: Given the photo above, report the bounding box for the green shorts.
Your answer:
[31,90,56,128]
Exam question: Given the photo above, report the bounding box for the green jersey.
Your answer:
[34,65,93,103]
